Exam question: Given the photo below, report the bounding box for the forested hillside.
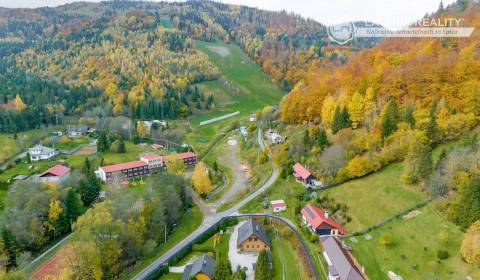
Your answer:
[276,0,480,239]
[0,0,375,134]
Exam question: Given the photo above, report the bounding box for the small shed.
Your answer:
[270,200,287,212]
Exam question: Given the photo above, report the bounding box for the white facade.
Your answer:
[270,200,287,212]
[95,169,107,182]
[240,126,248,137]
[139,155,164,170]
[28,145,56,161]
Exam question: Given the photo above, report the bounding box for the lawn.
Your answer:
[158,273,182,280]
[345,204,480,280]
[322,163,428,232]
[100,142,159,165]
[194,40,282,121]
[271,238,303,280]
[240,177,306,222]
[186,39,282,153]
[0,128,59,164]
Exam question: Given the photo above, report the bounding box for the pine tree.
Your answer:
[118,139,126,153]
[65,189,83,225]
[317,127,329,150]
[214,259,232,280]
[255,250,272,280]
[97,132,109,152]
[340,107,351,129]
[381,100,399,140]
[303,129,310,147]
[331,107,342,134]
[426,102,438,145]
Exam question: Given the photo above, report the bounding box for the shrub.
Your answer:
[379,233,393,246]
[437,250,449,260]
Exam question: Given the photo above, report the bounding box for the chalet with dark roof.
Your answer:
[237,219,271,253]
[181,254,216,280]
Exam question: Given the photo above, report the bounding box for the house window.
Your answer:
[246,245,249,249]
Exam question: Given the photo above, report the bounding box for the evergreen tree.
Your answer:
[381,100,399,140]
[303,129,310,147]
[233,265,246,280]
[97,132,109,152]
[405,103,415,126]
[65,189,83,225]
[317,127,329,150]
[448,177,480,229]
[331,107,342,134]
[340,107,351,129]
[214,259,232,280]
[118,139,126,153]
[255,250,272,280]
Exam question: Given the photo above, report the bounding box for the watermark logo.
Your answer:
[327,22,356,45]
[326,17,474,44]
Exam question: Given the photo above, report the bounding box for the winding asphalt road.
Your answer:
[132,127,280,280]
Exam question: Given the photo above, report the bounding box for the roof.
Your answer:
[100,160,147,173]
[181,254,216,280]
[321,236,365,280]
[68,125,88,133]
[301,204,347,234]
[40,165,71,177]
[237,219,271,248]
[140,153,162,160]
[178,152,196,159]
[29,144,55,154]
[293,163,312,180]
[13,174,29,180]
[270,199,286,207]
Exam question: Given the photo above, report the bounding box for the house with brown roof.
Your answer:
[37,165,71,184]
[293,163,323,188]
[301,204,347,236]
[321,236,366,280]
[96,160,149,183]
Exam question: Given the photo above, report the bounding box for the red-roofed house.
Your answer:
[270,200,287,212]
[97,160,149,183]
[140,153,164,172]
[293,163,322,188]
[178,152,197,166]
[38,165,71,183]
[301,204,347,236]
[162,152,197,167]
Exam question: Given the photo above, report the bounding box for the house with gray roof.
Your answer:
[181,254,216,280]
[67,124,90,137]
[28,145,57,161]
[237,219,271,253]
[321,236,366,280]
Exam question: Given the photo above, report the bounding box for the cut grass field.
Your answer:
[186,39,282,153]
[271,238,303,280]
[323,163,428,232]
[345,203,480,280]
[0,128,58,164]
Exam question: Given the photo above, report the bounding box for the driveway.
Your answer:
[228,221,258,280]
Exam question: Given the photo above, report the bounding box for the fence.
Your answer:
[141,214,320,280]
[199,111,240,126]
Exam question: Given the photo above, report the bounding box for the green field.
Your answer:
[186,40,282,153]
[345,204,480,280]
[271,238,303,280]
[323,163,428,232]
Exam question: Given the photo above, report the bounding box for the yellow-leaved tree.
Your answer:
[348,91,364,129]
[192,161,212,196]
[14,94,27,111]
[137,121,148,138]
[166,153,185,175]
[461,219,480,264]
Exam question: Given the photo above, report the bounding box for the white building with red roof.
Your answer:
[270,199,287,212]
[140,153,164,172]
[97,160,149,183]
[301,204,347,236]
[37,165,71,184]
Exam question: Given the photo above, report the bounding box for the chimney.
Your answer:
[324,211,329,219]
